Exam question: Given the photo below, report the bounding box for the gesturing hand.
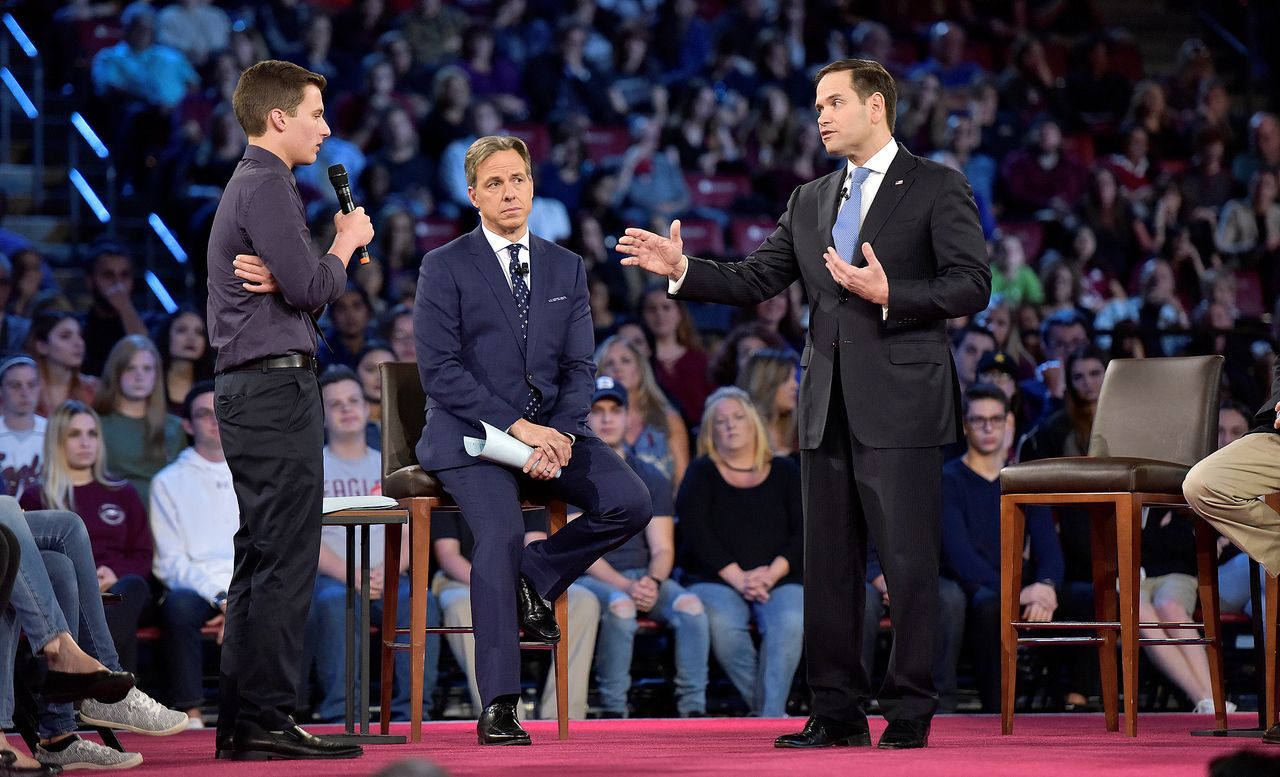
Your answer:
[618,220,687,281]
[823,243,889,306]
[234,254,279,294]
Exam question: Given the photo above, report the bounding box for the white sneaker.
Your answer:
[35,735,143,770]
[1193,698,1238,714]
[79,687,188,735]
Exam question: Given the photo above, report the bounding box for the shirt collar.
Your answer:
[480,222,531,258]
[243,144,294,180]
[846,137,899,180]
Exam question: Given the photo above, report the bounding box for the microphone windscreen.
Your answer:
[328,164,349,187]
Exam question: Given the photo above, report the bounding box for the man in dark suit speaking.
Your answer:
[619,59,990,750]
[415,136,651,745]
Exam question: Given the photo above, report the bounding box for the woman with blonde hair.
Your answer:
[736,349,798,457]
[93,335,184,508]
[676,387,803,717]
[595,335,689,488]
[21,401,152,674]
[26,311,98,417]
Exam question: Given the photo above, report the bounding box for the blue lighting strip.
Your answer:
[1,68,36,119]
[144,271,178,314]
[70,112,108,158]
[3,15,37,59]
[148,213,188,264]
[69,168,110,223]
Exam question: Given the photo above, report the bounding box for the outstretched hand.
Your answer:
[823,243,889,306]
[618,220,686,280]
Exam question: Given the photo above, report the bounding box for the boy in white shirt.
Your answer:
[149,381,237,727]
[0,354,46,498]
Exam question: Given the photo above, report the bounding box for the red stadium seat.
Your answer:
[506,122,551,161]
[729,216,779,256]
[1061,133,1096,169]
[997,220,1045,263]
[416,217,462,254]
[685,173,750,210]
[583,125,631,161]
[676,218,725,257]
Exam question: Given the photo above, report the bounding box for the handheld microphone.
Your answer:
[327,164,370,264]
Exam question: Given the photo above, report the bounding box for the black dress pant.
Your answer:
[214,367,324,734]
[800,364,943,725]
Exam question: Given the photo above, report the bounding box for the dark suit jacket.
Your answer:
[675,143,990,450]
[414,226,596,471]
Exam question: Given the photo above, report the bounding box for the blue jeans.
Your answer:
[307,573,441,723]
[159,588,217,710]
[1218,553,1265,617]
[576,570,710,715]
[690,581,803,717]
[0,498,123,736]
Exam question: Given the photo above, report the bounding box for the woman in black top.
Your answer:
[677,387,803,717]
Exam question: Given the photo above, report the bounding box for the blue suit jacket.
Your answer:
[414,226,596,471]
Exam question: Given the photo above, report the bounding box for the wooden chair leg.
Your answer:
[1267,571,1279,728]
[1089,505,1119,733]
[546,499,570,741]
[380,521,403,735]
[1116,495,1142,737]
[407,499,433,744]
[554,591,569,740]
[1000,496,1026,735]
[1194,519,1227,730]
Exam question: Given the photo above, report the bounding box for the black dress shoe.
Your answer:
[774,715,871,748]
[477,701,531,746]
[878,719,930,750]
[1263,722,1280,744]
[517,575,560,644]
[227,722,363,760]
[0,750,62,776]
[40,669,135,704]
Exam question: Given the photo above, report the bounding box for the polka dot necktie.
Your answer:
[508,243,541,420]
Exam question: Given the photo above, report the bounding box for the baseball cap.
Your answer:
[591,375,628,407]
[976,350,1017,380]
[0,354,36,382]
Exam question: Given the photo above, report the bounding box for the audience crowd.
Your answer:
[0,0,1276,740]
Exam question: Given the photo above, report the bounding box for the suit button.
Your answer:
[526,374,534,382]
[831,340,838,349]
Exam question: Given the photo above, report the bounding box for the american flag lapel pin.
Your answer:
[894,179,904,185]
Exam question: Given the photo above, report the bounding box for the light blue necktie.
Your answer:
[833,166,872,263]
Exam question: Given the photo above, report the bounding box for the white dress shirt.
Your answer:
[480,222,532,292]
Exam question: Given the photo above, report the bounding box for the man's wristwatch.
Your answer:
[212,590,229,610]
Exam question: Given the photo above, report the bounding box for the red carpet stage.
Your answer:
[86,715,1271,776]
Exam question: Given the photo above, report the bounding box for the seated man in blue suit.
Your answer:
[414,135,652,745]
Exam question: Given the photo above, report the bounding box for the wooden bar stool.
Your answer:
[999,356,1226,737]
[374,361,571,743]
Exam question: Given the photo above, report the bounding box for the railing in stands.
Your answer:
[68,111,116,239]
[0,13,43,208]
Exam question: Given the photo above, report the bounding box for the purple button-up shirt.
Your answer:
[206,145,346,372]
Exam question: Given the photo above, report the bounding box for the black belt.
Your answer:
[224,353,318,374]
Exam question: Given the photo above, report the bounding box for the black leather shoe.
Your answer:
[477,701,531,746]
[774,715,871,748]
[877,719,930,749]
[228,722,363,760]
[517,575,560,644]
[0,750,62,776]
[40,669,135,704]
[1263,722,1280,744]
